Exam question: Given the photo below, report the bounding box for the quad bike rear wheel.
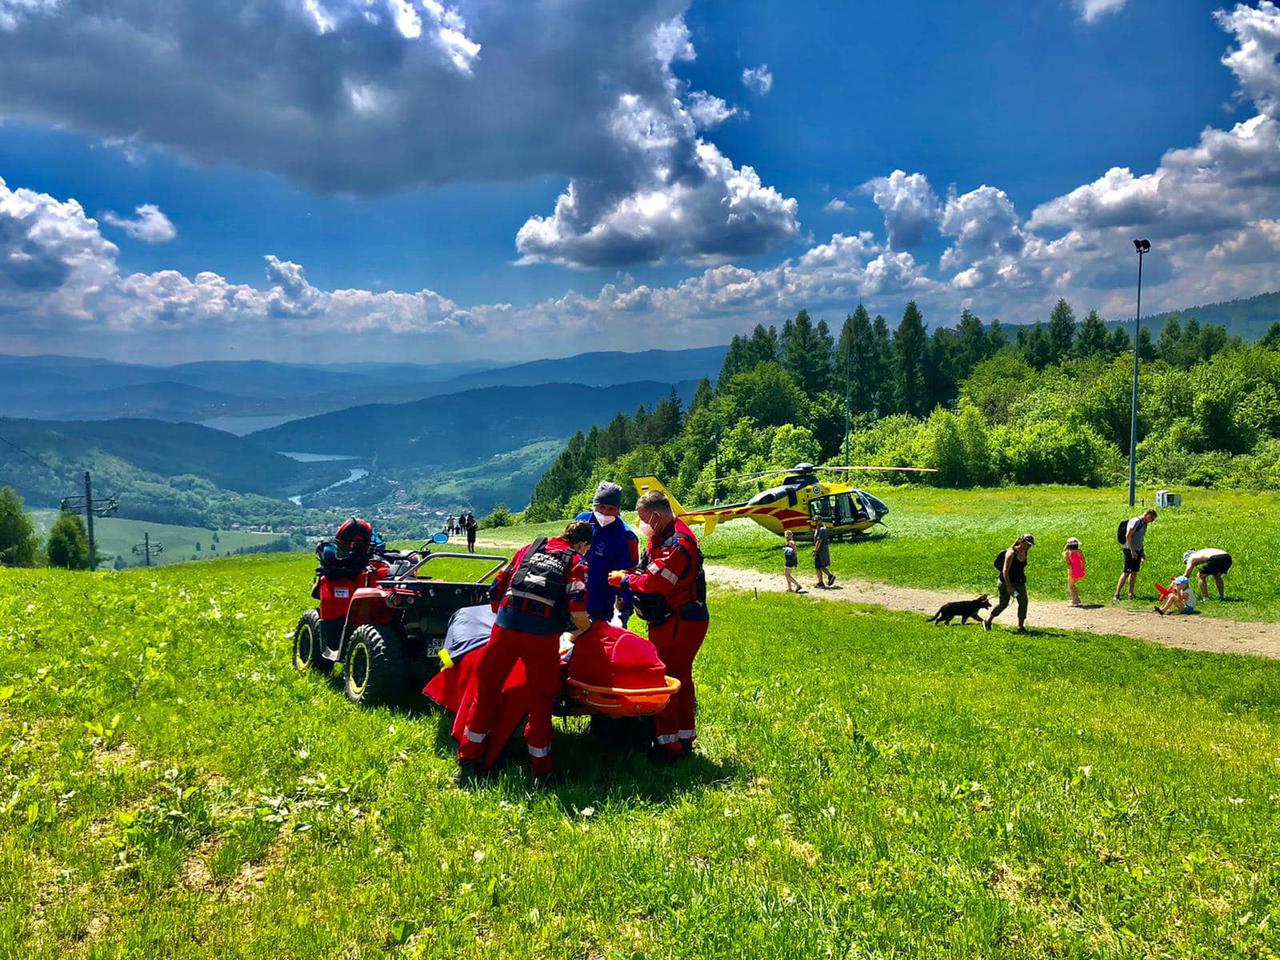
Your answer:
[293,609,333,675]
[343,623,406,705]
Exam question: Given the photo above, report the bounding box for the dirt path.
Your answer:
[475,534,1280,659]
[705,564,1280,659]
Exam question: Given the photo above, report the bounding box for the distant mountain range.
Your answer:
[250,379,699,468]
[0,345,727,425]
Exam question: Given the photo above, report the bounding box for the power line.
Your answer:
[0,432,60,472]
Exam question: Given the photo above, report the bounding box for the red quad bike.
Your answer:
[292,534,508,705]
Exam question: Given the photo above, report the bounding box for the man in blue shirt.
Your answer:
[575,481,640,624]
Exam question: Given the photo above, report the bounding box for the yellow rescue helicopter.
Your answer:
[633,463,935,541]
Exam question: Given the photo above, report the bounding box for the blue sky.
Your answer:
[0,1,1277,362]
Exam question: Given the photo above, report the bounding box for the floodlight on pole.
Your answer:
[1127,239,1150,508]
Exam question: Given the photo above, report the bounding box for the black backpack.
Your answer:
[992,549,1007,572]
[1116,519,1130,545]
[507,538,575,611]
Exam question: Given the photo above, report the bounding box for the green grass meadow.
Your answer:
[31,511,289,568]
[3,551,1279,958]
[570,486,1279,623]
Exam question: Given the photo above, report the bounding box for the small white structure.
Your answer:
[1156,490,1182,508]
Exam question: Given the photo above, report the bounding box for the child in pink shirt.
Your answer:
[1063,537,1086,607]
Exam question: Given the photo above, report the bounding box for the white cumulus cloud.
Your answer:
[1074,0,1127,24]
[861,170,940,251]
[0,0,796,269]
[100,204,177,243]
[742,65,773,95]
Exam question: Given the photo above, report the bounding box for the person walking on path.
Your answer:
[783,531,805,594]
[1183,547,1233,600]
[1115,509,1157,601]
[1063,537,1086,607]
[812,518,835,589]
[465,512,478,553]
[986,534,1034,632]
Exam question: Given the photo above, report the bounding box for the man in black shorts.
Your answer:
[1183,548,1233,600]
[1115,509,1156,601]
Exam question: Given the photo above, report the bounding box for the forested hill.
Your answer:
[1137,290,1280,343]
[251,379,697,469]
[0,417,343,527]
[526,301,1280,520]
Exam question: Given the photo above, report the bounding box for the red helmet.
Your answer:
[334,517,373,557]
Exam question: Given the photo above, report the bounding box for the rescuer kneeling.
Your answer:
[611,490,710,764]
[456,520,594,785]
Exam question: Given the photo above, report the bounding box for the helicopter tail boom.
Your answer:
[631,476,689,517]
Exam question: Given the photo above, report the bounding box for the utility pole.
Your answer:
[61,470,119,572]
[844,349,853,466]
[84,471,96,571]
[132,533,163,566]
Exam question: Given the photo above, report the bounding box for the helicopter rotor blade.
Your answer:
[706,469,788,484]
[819,465,938,473]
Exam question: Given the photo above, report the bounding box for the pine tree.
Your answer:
[1109,325,1131,354]
[689,378,715,413]
[836,305,882,416]
[892,301,929,416]
[718,335,751,384]
[987,318,1009,354]
[746,324,780,367]
[1262,321,1280,350]
[1046,299,1076,364]
[1074,309,1110,359]
[955,308,989,376]
[872,315,894,413]
[924,326,960,409]
[780,309,834,396]
[1156,315,1184,364]
[1018,322,1052,369]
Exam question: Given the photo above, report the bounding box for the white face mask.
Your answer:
[638,520,655,539]
[592,510,616,526]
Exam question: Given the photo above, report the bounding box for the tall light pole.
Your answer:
[1128,239,1151,508]
[711,433,720,505]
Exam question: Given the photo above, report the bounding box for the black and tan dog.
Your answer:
[926,595,991,625]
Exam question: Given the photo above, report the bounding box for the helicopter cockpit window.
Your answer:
[808,495,836,523]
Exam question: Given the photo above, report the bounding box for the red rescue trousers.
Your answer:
[649,616,708,756]
[458,624,560,774]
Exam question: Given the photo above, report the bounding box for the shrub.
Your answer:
[46,511,92,570]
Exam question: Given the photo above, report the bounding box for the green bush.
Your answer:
[46,511,92,570]
[0,487,40,567]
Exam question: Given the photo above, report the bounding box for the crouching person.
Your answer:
[612,491,710,765]
[456,520,594,785]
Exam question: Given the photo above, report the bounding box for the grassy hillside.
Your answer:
[401,439,565,515]
[29,511,292,568]
[0,418,341,528]
[252,380,698,468]
[1,555,1277,957]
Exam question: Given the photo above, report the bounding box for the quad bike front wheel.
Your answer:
[293,609,333,675]
[343,623,406,706]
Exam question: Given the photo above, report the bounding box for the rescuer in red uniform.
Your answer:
[456,520,594,784]
[610,489,709,764]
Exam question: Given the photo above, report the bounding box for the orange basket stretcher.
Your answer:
[564,675,681,718]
